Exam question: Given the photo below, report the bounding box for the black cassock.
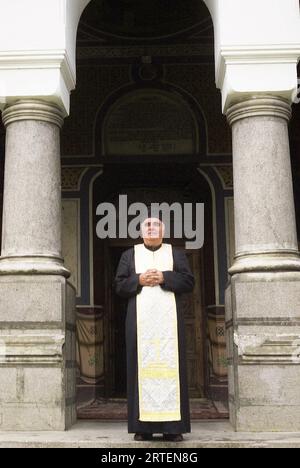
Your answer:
[114,243,195,434]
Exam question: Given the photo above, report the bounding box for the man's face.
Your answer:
[141,217,164,243]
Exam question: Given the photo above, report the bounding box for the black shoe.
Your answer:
[163,433,183,442]
[134,433,153,441]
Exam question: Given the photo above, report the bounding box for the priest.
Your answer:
[114,212,195,442]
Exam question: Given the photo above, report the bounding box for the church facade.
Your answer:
[1,0,300,432]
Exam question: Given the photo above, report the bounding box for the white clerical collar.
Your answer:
[143,242,163,252]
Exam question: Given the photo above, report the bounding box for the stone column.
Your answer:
[0,100,69,275]
[0,100,76,430]
[226,96,300,431]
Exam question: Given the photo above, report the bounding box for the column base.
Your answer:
[226,271,300,432]
[0,275,76,431]
[0,255,70,278]
[229,251,300,275]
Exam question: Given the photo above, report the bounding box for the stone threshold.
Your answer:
[1,421,300,448]
[77,398,229,420]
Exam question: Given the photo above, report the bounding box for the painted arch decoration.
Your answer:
[103,89,199,157]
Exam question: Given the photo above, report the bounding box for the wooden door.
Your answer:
[105,245,128,398]
[183,249,205,397]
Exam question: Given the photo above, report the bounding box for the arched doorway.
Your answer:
[73,0,229,420]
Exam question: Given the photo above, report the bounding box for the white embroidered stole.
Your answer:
[134,243,181,422]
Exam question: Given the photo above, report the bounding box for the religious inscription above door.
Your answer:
[103,90,198,156]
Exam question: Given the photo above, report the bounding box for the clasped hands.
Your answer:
[139,269,164,287]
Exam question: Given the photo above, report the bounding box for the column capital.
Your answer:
[226,95,291,127]
[2,100,64,128]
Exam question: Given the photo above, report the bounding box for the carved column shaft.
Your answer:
[227,96,300,275]
[0,100,69,277]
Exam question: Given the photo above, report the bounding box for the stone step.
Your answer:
[1,421,300,448]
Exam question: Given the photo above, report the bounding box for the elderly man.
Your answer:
[114,213,195,442]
